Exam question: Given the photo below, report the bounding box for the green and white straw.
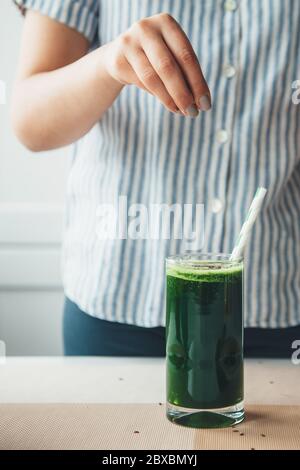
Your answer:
[230,187,267,261]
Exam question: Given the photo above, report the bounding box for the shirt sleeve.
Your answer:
[13,0,99,45]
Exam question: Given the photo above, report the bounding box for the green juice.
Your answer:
[166,255,244,427]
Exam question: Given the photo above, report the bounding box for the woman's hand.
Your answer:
[12,10,211,152]
[103,13,211,117]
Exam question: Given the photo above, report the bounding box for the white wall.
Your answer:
[0,1,69,355]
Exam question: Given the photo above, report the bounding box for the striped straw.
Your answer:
[230,187,267,261]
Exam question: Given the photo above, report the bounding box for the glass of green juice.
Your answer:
[166,253,244,429]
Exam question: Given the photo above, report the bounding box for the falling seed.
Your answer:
[240,433,244,436]
[233,430,239,433]
[118,377,124,381]
[269,381,274,384]
[159,402,163,406]
[134,431,140,434]
[261,433,266,437]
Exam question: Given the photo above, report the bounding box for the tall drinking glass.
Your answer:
[166,253,244,428]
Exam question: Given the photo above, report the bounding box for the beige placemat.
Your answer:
[0,404,299,450]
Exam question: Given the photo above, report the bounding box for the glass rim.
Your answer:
[166,252,243,269]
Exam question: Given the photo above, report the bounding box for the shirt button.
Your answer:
[217,129,229,144]
[223,64,236,78]
[211,198,223,214]
[224,0,238,12]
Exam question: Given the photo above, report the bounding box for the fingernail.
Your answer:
[199,95,211,111]
[185,104,199,118]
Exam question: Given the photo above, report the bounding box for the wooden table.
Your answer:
[0,358,299,449]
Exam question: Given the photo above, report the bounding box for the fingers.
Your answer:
[125,45,180,113]
[159,15,211,111]
[136,21,199,116]
[107,13,212,116]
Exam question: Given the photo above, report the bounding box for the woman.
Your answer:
[12,0,300,357]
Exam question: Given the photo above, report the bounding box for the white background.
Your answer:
[0,1,69,355]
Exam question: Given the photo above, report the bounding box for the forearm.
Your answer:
[11,45,123,151]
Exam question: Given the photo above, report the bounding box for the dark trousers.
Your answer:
[63,297,300,358]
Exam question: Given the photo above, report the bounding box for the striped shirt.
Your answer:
[16,0,300,328]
